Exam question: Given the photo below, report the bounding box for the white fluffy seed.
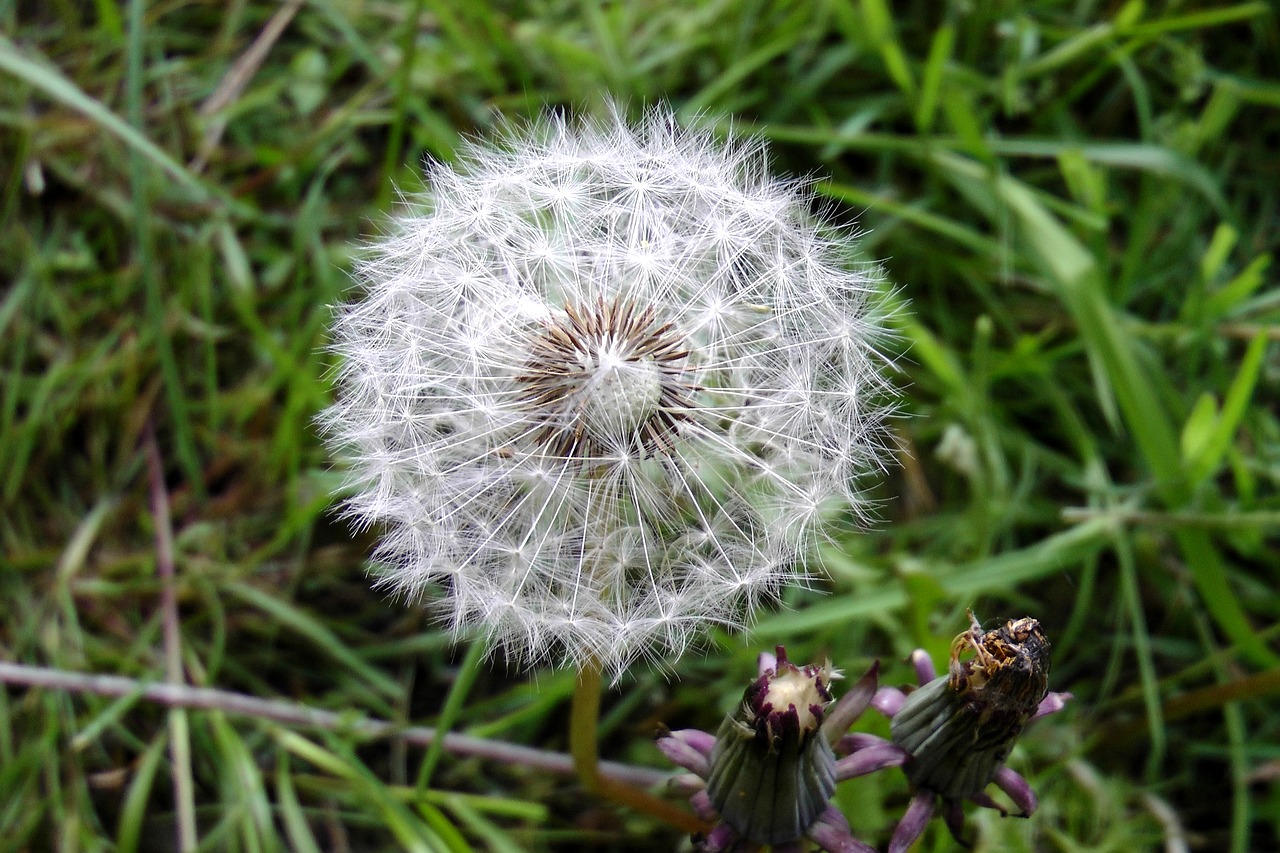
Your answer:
[321,104,896,676]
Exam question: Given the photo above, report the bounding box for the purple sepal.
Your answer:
[833,732,889,755]
[691,788,719,822]
[834,742,910,781]
[758,648,779,676]
[872,686,906,717]
[1033,690,1072,720]
[822,661,879,741]
[994,765,1038,815]
[675,727,718,756]
[703,822,739,852]
[655,731,711,776]
[888,791,935,853]
[910,649,936,685]
[807,806,879,853]
[667,772,704,796]
[942,799,968,845]
[967,790,1007,816]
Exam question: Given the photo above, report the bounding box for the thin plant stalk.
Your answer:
[569,658,706,834]
[144,426,196,852]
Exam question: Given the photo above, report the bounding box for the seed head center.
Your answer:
[582,349,664,440]
[517,298,697,461]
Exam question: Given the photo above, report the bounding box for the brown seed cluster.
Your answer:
[515,297,699,462]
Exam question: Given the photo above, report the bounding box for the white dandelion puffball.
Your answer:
[325,105,893,675]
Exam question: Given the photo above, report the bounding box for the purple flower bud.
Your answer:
[657,646,880,852]
[705,647,839,844]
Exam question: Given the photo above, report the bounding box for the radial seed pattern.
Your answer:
[323,105,894,674]
[515,297,697,461]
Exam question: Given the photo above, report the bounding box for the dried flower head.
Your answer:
[323,104,893,674]
[837,613,1070,852]
[893,613,1052,801]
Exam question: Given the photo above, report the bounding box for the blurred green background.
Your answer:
[2,0,1278,850]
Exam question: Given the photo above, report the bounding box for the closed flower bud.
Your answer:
[657,648,882,852]
[705,647,839,844]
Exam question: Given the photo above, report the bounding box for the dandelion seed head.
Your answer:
[323,104,896,675]
[515,297,696,461]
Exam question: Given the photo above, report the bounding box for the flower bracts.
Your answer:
[659,616,1070,851]
[891,615,1052,800]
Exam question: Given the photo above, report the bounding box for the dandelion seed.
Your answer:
[323,104,894,675]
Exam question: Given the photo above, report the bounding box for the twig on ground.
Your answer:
[0,662,672,789]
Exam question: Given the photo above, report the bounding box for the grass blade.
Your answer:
[931,151,1277,667]
[0,34,208,200]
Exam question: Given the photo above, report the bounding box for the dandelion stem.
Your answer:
[569,659,707,834]
[569,660,605,791]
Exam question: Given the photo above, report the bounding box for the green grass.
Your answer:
[2,0,1279,850]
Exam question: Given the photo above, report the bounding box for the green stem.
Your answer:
[569,660,605,792]
[569,659,707,834]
